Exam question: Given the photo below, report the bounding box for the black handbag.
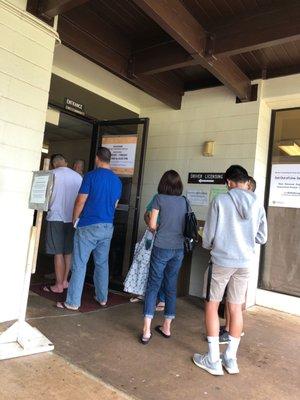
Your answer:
[183,196,198,252]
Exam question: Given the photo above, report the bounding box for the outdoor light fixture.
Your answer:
[203,141,215,157]
[278,141,300,156]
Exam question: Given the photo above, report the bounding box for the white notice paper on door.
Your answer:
[269,164,300,208]
[30,175,50,204]
[186,189,209,206]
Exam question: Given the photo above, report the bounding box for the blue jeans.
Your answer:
[157,283,165,303]
[144,246,184,319]
[66,223,114,307]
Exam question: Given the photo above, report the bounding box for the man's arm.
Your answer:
[202,200,218,250]
[255,208,268,245]
[73,194,88,225]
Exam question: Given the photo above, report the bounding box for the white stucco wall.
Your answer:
[0,0,58,322]
[139,86,261,300]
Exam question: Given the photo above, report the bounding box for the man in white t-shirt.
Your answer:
[43,154,82,294]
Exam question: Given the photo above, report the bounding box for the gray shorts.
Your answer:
[203,264,250,304]
[45,221,75,255]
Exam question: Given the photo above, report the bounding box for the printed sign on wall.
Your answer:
[28,171,54,211]
[188,172,224,184]
[269,163,300,208]
[186,189,209,206]
[102,135,137,176]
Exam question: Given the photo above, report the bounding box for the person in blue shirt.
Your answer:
[57,147,122,310]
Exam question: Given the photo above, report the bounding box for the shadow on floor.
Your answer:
[19,294,300,400]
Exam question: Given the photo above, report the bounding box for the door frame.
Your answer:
[93,118,150,266]
[258,106,300,294]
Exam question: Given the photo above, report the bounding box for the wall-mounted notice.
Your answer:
[29,171,53,211]
[188,172,224,184]
[269,164,300,208]
[210,187,228,202]
[186,189,209,206]
[102,135,137,176]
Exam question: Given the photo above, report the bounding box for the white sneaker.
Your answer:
[193,353,224,376]
[221,353,239,374]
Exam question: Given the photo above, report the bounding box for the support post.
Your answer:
[0,158,54,360]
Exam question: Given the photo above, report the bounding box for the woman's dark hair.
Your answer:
[158,170,183,196]
[224,165,249,183]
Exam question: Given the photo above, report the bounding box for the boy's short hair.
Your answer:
[224,165,249,183]
[96,147,111,163]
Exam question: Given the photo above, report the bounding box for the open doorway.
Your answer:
[33,107,149,300]
[33,109,94,286]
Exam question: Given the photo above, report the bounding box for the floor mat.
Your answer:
[30,282,129,313]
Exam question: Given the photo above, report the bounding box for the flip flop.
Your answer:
[130,296,143,303]
[140,333,152,345]
[155,325,171,339]
[56,302,79,311]
[43,285,63,294]
[155,305,165,312]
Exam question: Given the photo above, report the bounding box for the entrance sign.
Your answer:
[29,171,53,211]
[188,172,224,184]
[269,164,300,208]
[102,135,137,176]
[64,98,85,116]
[186,189,209,206]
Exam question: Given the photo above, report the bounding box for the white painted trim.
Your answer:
[0,0,60,42]
[256,289,300,316]
[52,64,141,115]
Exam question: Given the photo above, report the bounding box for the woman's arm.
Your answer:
[149,209,159,232]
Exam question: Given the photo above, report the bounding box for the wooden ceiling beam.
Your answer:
[211,2,300,57]
[132,0,252,101]
[133,42,199,75]
[39,0,90,18]
[58,17,183,109]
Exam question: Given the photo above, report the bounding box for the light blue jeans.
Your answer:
[144,246,184,319]
[66,223,114,307]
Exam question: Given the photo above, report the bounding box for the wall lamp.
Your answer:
[203,141,215,157]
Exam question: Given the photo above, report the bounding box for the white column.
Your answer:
[0,0,59,323]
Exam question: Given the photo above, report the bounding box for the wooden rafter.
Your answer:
[132,0,252,101]
[210,2,300,57]
[133,42,199,75]
[59,17,183,109]
[39,0,90,18]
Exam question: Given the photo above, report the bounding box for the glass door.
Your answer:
[87,118,149,290]
[259,108,300,297]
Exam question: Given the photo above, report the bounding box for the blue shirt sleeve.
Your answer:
[79,172,92,194]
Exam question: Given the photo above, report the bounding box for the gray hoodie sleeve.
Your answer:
[255,207,268,245]
[202,199,219,250]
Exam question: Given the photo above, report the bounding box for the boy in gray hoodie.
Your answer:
[193,165,267,376]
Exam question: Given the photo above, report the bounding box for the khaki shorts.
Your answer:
[203,264,250,304]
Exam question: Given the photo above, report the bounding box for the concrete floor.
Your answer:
[1,292,300,400]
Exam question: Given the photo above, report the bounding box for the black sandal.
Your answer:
[140,333,152,345]
[43,285,63,294]
[155,325,171,339]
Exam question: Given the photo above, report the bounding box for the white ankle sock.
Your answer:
[207,336,220,363]
[225,335,241,359]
